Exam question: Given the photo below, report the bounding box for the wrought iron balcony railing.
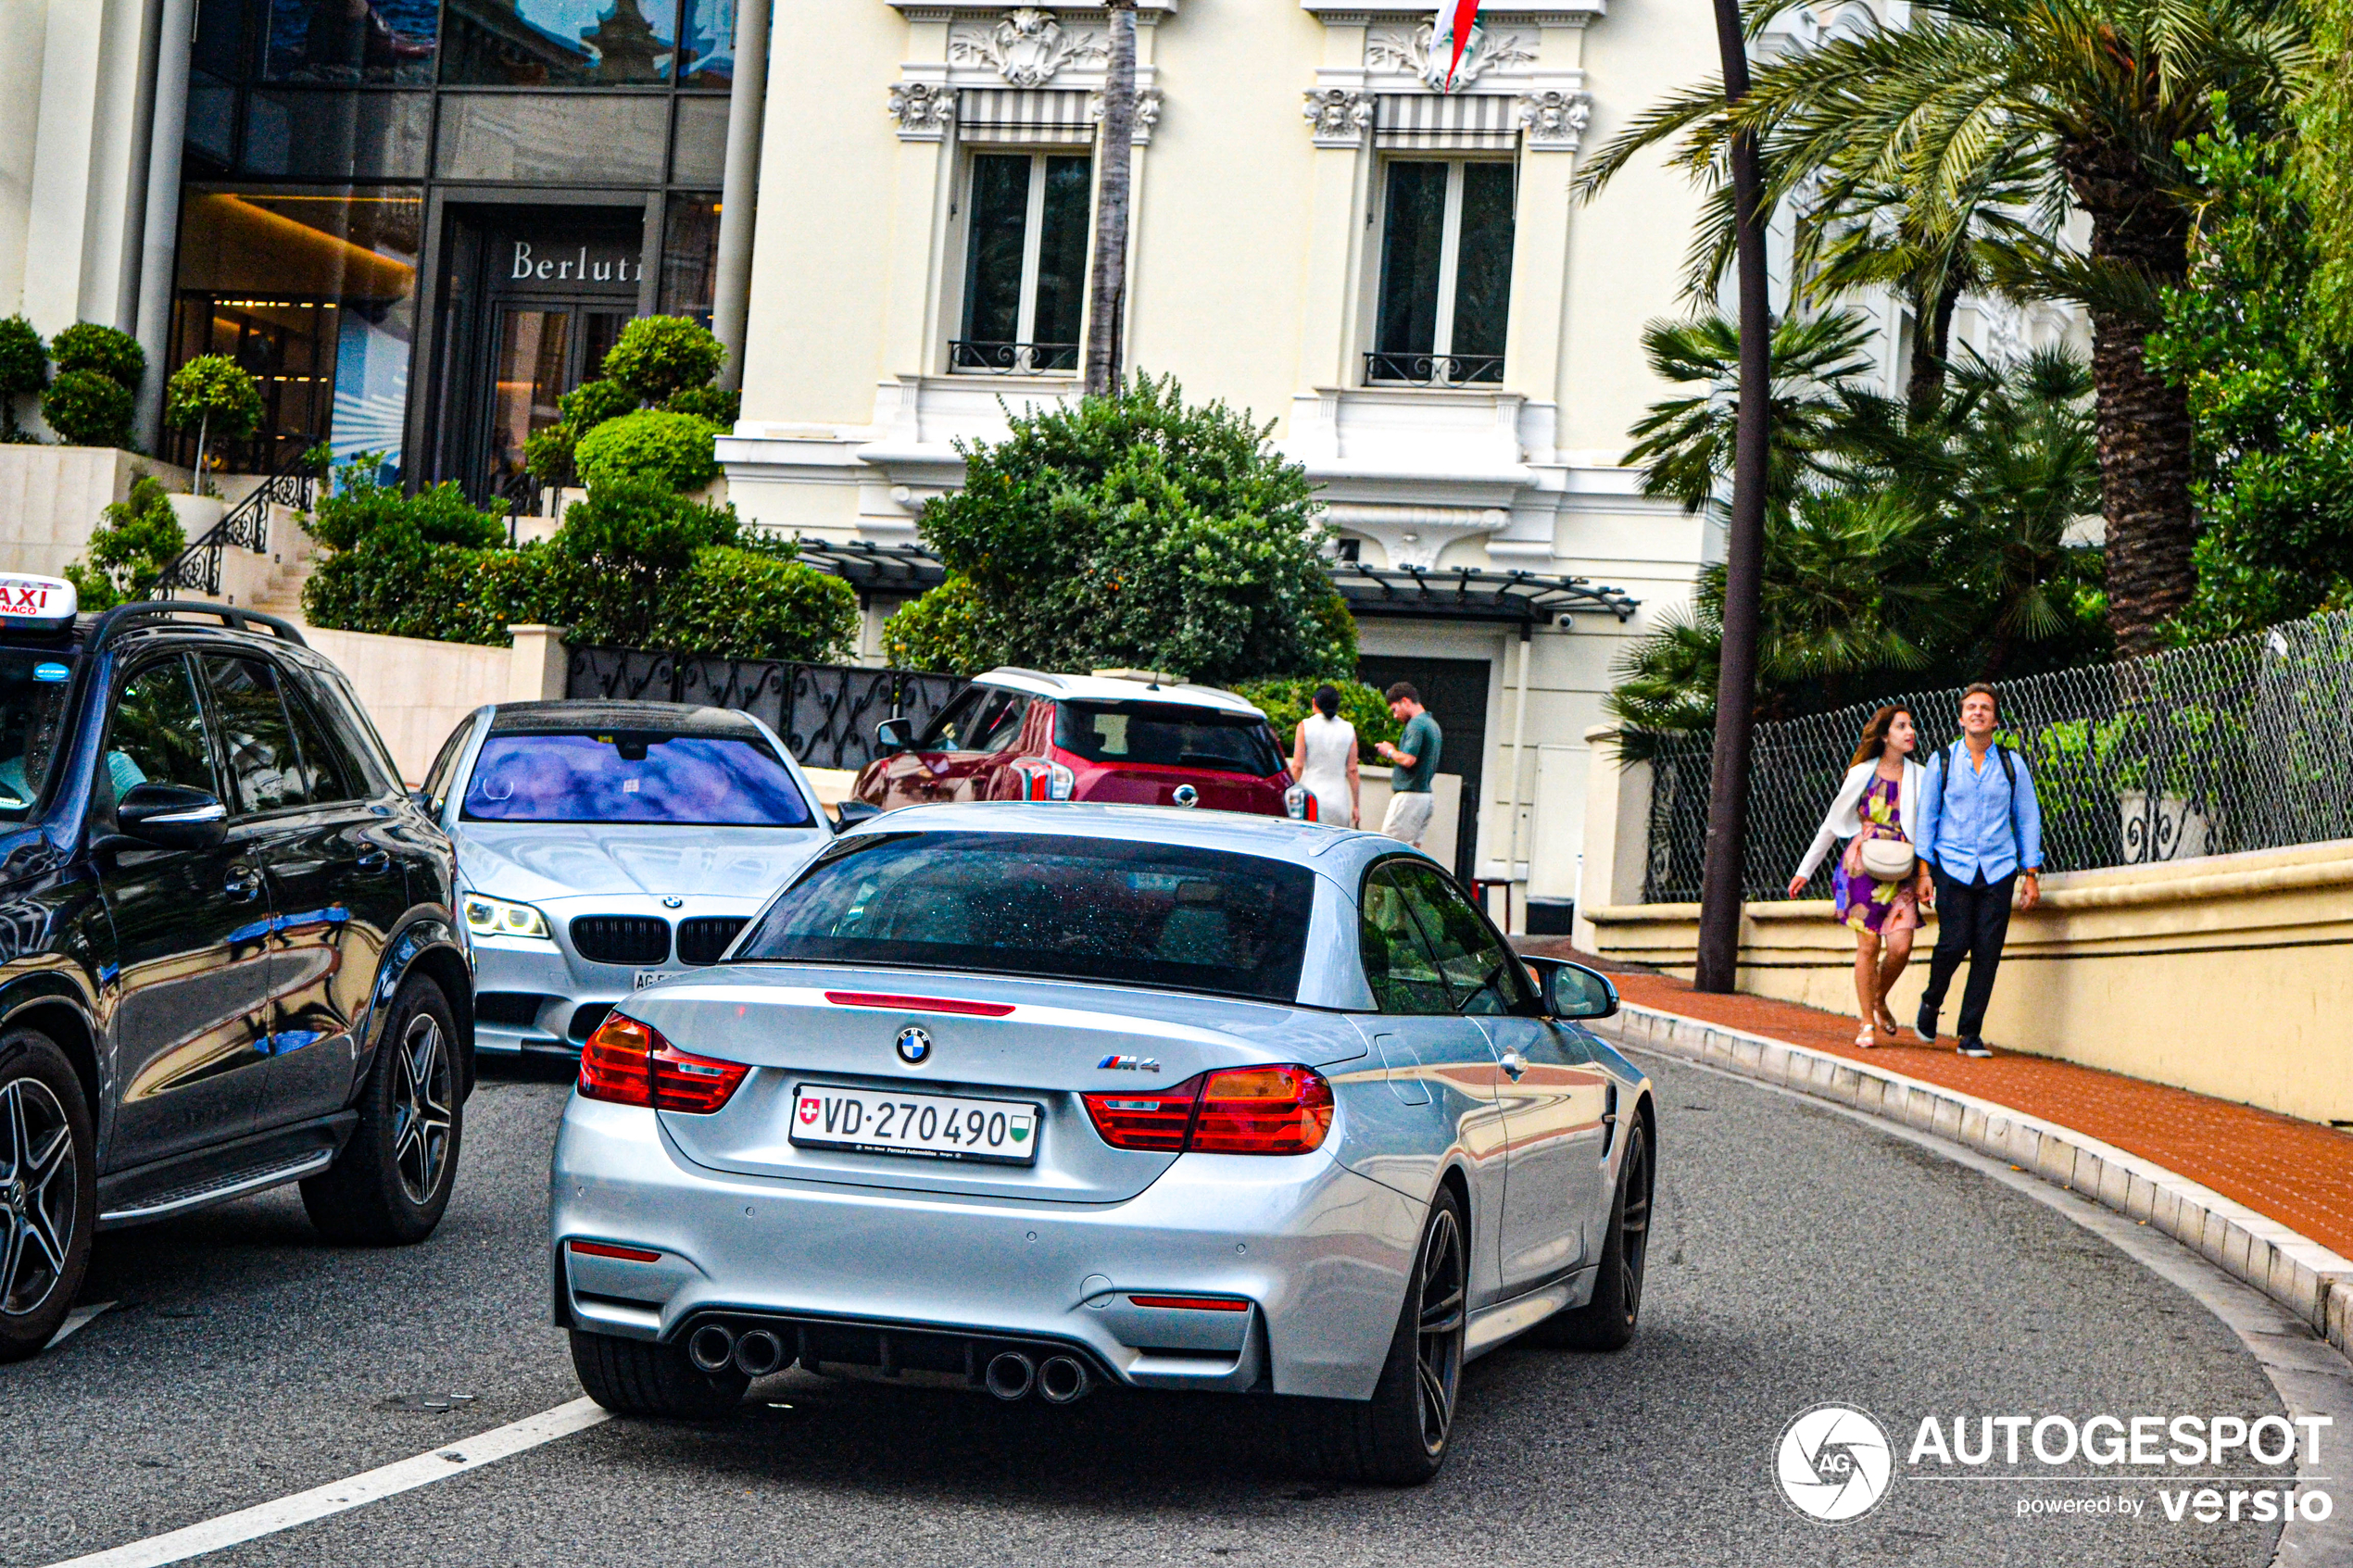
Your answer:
[948,340,1081,375]
[1364,351,1505,387]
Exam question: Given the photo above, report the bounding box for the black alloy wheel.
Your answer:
[0,1031,95,1361]
[303,975,462,1245]
[1534,1115,1652,1350]
[1295,1185,1468,1485]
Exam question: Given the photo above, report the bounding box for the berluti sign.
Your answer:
[503,239,641,294]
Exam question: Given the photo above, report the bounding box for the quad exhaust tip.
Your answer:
[733,1328,787,1377]
[687,1323,736,1374]
[1038,1355,1090,1404]
[983,1351,1035,1400]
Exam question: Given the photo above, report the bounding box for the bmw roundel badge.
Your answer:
[895,1025,933,1065]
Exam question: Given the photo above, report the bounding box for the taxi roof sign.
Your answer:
[0,575,78,632]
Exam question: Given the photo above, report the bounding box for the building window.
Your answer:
[1368,159,1515,387]
[440,0,680,86]
[951,152,1090,375]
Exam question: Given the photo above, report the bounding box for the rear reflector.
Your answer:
[824,990,1016,1018]
[1082,1064,1333,1156]
[568,1240,661,1262]
[1127,1295,1251,1311]
[577,1013,750,1113]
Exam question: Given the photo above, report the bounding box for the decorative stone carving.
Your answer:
[1516,88,1590,151]
[950,8,1108,87]
[1302,87,1375,147]
[887,81,958,139]
[1365,19,1537,91]
[1089,86,1164,142]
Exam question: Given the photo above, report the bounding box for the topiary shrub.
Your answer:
[1231,677,1401,752]
[661,384,739,427]
[573,409,721,493]
[41,370,135,449]
[0,316,46,442]
[651,546,857,662]
[881,574,999,674]
[601,316,725,405]
[66,475,189,609]
[50,323,145,390]
[165,355,267,492]
[545,474,737,646]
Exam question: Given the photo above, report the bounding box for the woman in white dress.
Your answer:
[1290,684,1361,827]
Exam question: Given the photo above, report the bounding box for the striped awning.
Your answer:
[956,88,1096,145]
[1373,92,1521,151]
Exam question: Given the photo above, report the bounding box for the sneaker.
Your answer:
[1912,1008,1937,1044]
[1957,1038,1993,1059]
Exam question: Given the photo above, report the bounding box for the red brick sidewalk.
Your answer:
[1526,947,2353,1261]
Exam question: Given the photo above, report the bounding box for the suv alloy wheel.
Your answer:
[0,1031,96,1361]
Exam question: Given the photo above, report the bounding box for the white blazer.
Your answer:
[1794,758,1925,882]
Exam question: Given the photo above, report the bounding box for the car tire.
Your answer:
[301,974,461,1246]
[570,1329,749,1423]
[1291,1184,1467,1486]
[1530,1115,1652,1351]
[0,1031,96,1363]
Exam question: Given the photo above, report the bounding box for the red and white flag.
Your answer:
[1441,0,1482,89]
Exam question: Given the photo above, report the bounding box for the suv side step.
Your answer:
[96,1112,357,1229]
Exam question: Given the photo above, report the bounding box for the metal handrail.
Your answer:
[948,340,1081,375]
[1364,350,1505,387]
[153,448,321,600]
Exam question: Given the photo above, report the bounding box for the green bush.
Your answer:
[601,316,724,405]
[66,475,188,609]
[0,316,45,440]
[573,409,721,493]
[1231,677,1401,752]
[307,457,505,552]
[165,355,267,490]
[545,475,737,646]
[50,322,145,390]
[882,574,998,674]
[898,374,1348,684]
[651,546,857,662]
[41,370,134,449]
[559,376,639,435]
[661,384,739,426]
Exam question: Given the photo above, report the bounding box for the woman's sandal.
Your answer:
[1875,1006,1902,1038]
[1855,1025,1877,1048]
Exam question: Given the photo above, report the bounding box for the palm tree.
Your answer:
[1083,0,1138,396]
[1579,0,2307,657]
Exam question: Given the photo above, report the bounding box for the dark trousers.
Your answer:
[1920,868,2017,1039]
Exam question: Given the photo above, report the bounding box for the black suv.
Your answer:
[0,597,472,1361]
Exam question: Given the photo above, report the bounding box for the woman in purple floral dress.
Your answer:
[1789,707,1933,1046]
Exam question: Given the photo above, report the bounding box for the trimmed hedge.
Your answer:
[1233,677,1401,752]
[573,410,721,494]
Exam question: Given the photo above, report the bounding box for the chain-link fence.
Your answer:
[1640,609,2353,903]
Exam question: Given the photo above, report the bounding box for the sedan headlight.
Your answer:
[463,892,551,940]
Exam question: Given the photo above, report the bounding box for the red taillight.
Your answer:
[1081,1064,1333,1156]
[577,1013,749,1114]
[824,990,1016,1018]
[568,1239,661,1261]
[1127,1294,1251,1311]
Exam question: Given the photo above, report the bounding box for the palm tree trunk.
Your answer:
[1083,0,1137,397]
[1905,278,1961,415]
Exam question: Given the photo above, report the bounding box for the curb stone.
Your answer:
[1593,1002,2353,1364]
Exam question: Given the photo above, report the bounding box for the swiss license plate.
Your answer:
[632,970,668,990]
[789,1085,1040,1165]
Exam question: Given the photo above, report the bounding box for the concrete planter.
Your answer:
[0,446,193,579]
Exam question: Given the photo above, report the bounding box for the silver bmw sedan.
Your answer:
[550,803,1655,1484]
[420,701,835,1057]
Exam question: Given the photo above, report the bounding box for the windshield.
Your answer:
[460,730,814,826]
[733,831,1316,1003]
[0,648,76,820]
[1054,701,1282,775]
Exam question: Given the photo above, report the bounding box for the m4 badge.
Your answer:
[1095,1054,1161,1073]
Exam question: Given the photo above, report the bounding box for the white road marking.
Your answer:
[44,1300,116,1349]
[44,1398,611,1568]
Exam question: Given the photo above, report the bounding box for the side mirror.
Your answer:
[117,783,228,852]
[832,798,883,834]
[874,716,915,756]
[1529,957,1618,1021]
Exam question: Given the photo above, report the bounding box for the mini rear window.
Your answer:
[1054,701,1282,776]
[732,831,1315,1003]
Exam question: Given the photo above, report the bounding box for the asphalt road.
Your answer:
[5,1051,2302,1568]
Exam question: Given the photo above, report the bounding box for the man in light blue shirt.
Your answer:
[1911,683,2043,1058]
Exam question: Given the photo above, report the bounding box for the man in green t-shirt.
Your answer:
[1373,682,1442,847]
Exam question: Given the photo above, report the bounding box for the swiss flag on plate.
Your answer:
[799,1097,820,1124]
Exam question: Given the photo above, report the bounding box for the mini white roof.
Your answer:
[975,668,1267,720]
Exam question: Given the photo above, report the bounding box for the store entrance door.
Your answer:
[453,216,645,504]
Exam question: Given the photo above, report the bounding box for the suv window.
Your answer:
[1054,701,1283,775]
[422,721,472,811]
[1388,860,1535,1016]
[281,681,354,804]
[305,666,400,795]
[1359,864,1453,1015]
[0,646,81,818]
[107,656,218,800]
[971,695,1031,755]
[201,654,313,815]
[920,686,997,752]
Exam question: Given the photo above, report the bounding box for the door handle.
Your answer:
[225,866,264,901]
[1499,1050,1528,1080]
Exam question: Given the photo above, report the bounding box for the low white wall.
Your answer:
[0,446,193,579]
[304,626,523,784]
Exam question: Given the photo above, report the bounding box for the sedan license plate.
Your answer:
[789,1085,1039,1165]
[632,970,668,990]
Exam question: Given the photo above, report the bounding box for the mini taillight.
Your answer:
[577,1013,749,1113]
[1081,1064,1333,1156]
[1284,784,1316,822]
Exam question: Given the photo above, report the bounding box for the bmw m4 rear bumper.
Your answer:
[550,1098,1423,1399]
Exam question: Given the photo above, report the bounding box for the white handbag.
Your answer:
[1856,836,1917,881]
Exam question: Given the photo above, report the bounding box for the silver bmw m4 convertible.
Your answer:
[550,803,1655,1483]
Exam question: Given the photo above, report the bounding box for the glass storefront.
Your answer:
[170,0,737,493]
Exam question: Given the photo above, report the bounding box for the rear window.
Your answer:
[0,646,76,820]
[732,831,1316,1003]
[461,729,813,826]
[1054,701,1282,776]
